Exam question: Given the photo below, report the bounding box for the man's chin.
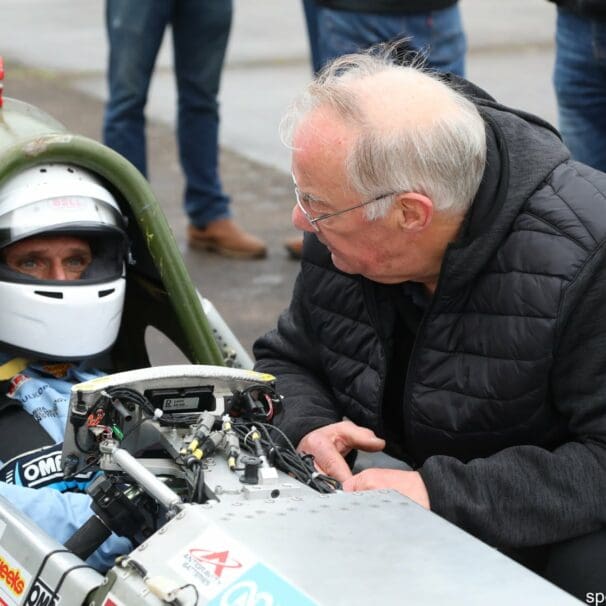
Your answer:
[331,252,358,275]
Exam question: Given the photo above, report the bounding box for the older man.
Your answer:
[254,48,606,596]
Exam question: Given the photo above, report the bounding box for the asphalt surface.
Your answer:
[0,1,559,361]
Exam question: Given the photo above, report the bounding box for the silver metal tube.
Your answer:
[102,442,182,511]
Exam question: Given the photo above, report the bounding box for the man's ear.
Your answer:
[396,193,434,232]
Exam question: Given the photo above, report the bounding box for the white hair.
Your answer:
[280,44,487,219]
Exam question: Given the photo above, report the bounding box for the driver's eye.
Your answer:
[65,256,89,268]
[18,258,39,270]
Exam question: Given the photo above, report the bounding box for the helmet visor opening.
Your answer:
[0,230,128,285]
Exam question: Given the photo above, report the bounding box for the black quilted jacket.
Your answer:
[315,0,457,13]
[254,81,606,549]
[548,0,606,19]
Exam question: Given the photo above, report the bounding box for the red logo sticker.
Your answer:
[189,549,242,578]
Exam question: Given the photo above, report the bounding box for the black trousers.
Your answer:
[508,528,606,600]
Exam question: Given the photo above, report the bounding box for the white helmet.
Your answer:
[0,163,128,360]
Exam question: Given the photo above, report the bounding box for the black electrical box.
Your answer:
[143,386,216,413]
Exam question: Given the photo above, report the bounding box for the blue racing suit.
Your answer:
[0,354,131,571]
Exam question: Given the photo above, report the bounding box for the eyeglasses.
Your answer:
[294,184,397,232]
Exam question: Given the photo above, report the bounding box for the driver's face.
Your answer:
[3,235,93,280]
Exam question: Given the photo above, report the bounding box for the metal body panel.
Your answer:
[0,495,102,606]
[124,490,576,606]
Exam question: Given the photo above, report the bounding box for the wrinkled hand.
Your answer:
[342,469,430,509]
[298,420,385,481]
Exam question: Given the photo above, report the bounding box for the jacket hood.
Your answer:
[431,73,571,295]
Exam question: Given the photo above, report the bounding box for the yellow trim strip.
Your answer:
[0,358,29,381]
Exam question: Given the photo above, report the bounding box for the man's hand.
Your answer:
[298,420,385,481]
[342,469,431,509]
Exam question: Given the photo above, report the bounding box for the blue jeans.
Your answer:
[554,7,606,172]
[302,0,323,74]
[103,0,232,227]
[316,5,466,76]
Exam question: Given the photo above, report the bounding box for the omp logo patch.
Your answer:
[24,579,58,606]
[21,451,63,487]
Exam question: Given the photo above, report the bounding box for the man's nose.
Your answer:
[48,259,68,280]
[292,204,316,233]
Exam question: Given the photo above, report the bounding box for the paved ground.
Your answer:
[0,1,559,360]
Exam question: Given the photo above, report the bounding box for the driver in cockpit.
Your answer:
[0,163,131,570]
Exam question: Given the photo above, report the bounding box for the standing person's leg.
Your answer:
[172,0,266,258]
[103,0,170,176]
[302,0,323,74]
[317,4,466,77]
[285,0,322,259]
[172,0,231,228]
[553,7,606,172]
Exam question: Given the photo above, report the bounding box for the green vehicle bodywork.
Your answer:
[0,97,224,368]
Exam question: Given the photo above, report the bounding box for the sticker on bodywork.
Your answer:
[208,563,318,606]
[169,525,256,600]
[23,579,59,606]
[0,549,30,606]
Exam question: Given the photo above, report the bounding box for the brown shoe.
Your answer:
[284,237,303,260]
[188,219,267,259]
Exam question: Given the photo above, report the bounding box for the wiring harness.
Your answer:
[69,383,340,499]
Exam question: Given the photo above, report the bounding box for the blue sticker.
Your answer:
[208,562,318,606]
